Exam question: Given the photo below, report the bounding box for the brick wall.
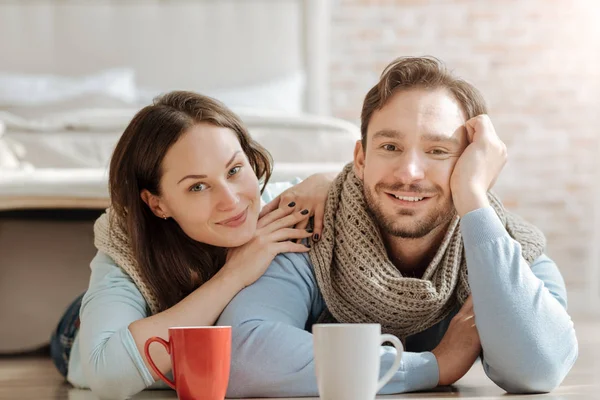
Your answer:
[329,0,600,302]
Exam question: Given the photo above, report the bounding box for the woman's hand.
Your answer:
[259,172,337,242]
[223,206,312,289]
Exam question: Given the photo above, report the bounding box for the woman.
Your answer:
[50,91,334,399]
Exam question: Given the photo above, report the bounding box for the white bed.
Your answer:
[0,0,359,353]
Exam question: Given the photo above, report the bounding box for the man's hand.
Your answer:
[450,114,507,217]
[431,296,482,386]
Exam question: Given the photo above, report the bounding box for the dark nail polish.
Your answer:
[288,201,296,207]
[301,209,309,215]
[306,228,313,233]
[313,234,320,241]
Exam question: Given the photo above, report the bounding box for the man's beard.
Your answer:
[363,182,455,239]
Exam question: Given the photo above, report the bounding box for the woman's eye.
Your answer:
[190,183,207,192]
[228,166,241,177]
[382,144,397,151]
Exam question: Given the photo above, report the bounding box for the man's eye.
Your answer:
[382,144,397,151]
[429,149,448,155]
[190,183,207,192]
[228,166,241,177]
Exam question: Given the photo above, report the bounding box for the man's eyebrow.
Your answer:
[372,129,404,140]
[372,129,461,146]
[421,133,461,146]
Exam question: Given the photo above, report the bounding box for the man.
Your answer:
[217,56,578,396]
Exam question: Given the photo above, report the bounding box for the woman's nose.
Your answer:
[216,184,240,212]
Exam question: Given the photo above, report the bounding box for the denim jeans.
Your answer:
[50,292,85,378]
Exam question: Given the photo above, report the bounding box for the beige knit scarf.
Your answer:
[94,210,161,315]
[309,163,546,340]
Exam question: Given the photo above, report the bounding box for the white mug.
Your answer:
[313,323,403,400]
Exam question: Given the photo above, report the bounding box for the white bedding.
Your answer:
[0,108,359,209]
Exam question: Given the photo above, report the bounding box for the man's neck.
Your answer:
[383,221,451,279]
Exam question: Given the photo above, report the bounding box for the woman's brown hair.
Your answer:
[109,91,272,312]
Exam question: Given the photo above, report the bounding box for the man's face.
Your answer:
[355,88,468,239]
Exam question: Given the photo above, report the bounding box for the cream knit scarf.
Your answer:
[309,163,546,340]
[94,210,161,315]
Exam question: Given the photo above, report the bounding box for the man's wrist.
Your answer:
[431,348,446,386]
[453,189,490,217]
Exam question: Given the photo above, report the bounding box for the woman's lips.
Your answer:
[217,207,248,227]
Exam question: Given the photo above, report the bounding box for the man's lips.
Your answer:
[385,192,434,206]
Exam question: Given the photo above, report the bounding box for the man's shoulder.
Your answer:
[267,252,325,321]
[267,252,316,280]
[257,252,322,300]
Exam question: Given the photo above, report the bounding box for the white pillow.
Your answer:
[0,68,137,108]
[210,72,305,114]
[137,72,305,114]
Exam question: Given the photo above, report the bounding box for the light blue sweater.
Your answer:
[66,180,297,399]
[216,207,578,397]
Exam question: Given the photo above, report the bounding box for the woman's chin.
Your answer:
[216,220,258,248]
[197,229,254,248]
[223,231,255,248]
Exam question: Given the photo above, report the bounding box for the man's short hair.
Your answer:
[360,56,488,148]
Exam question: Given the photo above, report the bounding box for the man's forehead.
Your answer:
[375,88,465,119]
[368,90,466,141]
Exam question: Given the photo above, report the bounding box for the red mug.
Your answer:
[144,326,231,400]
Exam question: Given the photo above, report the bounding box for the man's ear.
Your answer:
[353,140,365,180]
[140,189,170,219]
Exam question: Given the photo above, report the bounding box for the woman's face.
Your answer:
[149,123,261,247]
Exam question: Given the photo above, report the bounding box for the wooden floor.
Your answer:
[1,318,598,400]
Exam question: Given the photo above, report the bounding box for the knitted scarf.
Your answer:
[309,163,546,340]
[94,210,161,315]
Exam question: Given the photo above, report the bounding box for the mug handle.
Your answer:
[144,336,176,390]
[377,333,404,392]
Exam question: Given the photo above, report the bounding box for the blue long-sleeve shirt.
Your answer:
[217,206,578,397]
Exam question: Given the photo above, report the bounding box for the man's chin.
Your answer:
[379,212,441,238]
[385,225,430,239]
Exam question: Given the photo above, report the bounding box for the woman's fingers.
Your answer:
[274,240,312,255]
[294,218,310,243]
[261,208,311,234]
[270,228,313,243]
[259,195,283,219]
[312,203,325,242]
[257,201,296,229]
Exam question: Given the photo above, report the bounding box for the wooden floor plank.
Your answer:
[1,319,597,399]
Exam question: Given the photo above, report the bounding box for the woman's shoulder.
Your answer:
[85,250,148,310]
[89,250,137,287]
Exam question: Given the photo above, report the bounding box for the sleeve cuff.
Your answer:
[460,206,509,249]
[123,327,156,387]
[402,351,439,392]
[379,348,439,394]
